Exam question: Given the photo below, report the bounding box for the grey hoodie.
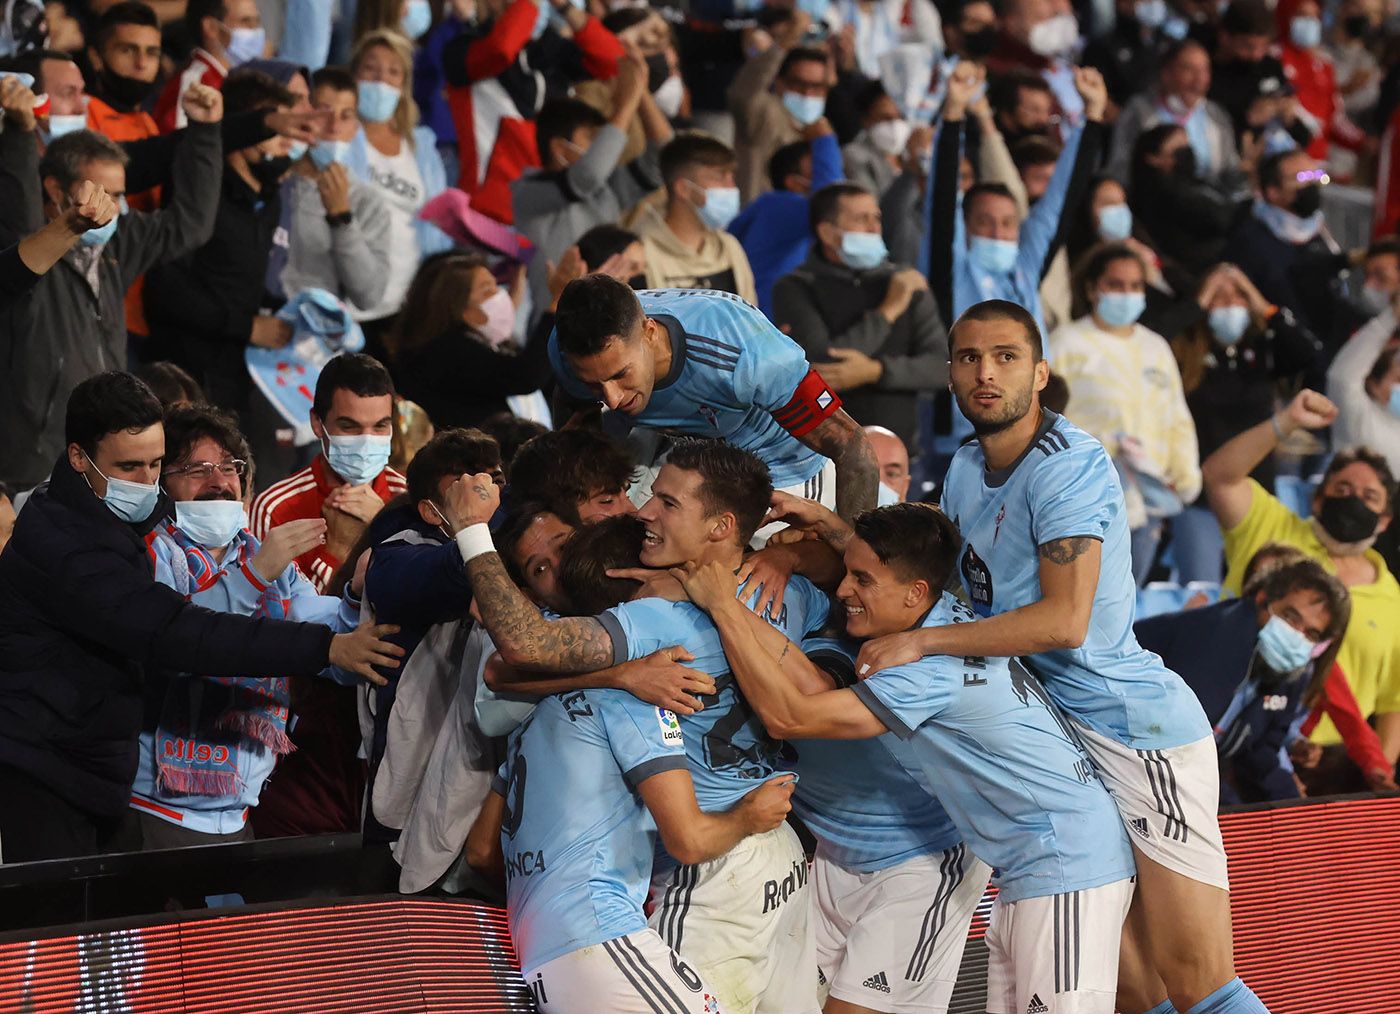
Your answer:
[281,172,393,311]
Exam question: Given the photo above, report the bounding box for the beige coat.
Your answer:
[637,206,758,305]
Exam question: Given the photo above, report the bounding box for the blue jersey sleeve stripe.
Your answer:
[687,350,739,373]
[852,681,917,740]
[623,754,690,790]
[687,334,742,356]
[597,610,629,667]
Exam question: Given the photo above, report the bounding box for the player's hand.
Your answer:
[764,490,850,548]
[328,620,404,685]
[1073,65,1107,122]
[62,180,119,235]
[443,471,502,532]
[315,162,352,217]
[737,545,798,621]
[616,646,715,715]
[670,560,741,613]
[1275,389,1338,437]
[1287,737,1323,770]
[606,567,687,601]
[181,82,224,124]
[324,482,388,524]
[854,628,933,678]
[736,774,795,835]
[250,517,327,583]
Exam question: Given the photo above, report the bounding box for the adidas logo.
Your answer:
[861,971,892,993]
[1129,817,1152,840]
[817,968,827,986]
[1027,993,1049,1013]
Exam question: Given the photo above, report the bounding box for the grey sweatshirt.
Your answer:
[281,173,393,310]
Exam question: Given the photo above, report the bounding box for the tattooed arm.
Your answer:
[797,409,879,520]
[852,535,1103,673]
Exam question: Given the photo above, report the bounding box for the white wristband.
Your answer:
[455,523,495,563]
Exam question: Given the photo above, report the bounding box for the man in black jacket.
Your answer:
[0,372,403,863]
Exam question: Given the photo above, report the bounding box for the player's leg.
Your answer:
[811,852,858,1009]
[527,929,727,1013]
[1115,886,1173,1014]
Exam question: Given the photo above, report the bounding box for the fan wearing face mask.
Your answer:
[1203,388,1400,776]
[841,83,911,199]
[154,0,267,132]
[1276,0,1366,164]
[1327,286,1400,480]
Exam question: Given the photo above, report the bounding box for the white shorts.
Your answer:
[814,844,992,1013]
[524,929,725,1013]
[648,823,818,1014]
[753,460,838,547]
[1073,723,1230,891]
[985,878,1135,1014]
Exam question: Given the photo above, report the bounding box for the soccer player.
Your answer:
[839,300,1268,1014]
[465,662,796,1013]
[673,503,1137,1014]
[443,439,832,1014]
[548,275,880,523]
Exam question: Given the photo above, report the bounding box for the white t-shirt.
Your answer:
[355,139,426,321]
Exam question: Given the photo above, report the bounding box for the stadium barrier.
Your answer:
[1,793,1397,1012]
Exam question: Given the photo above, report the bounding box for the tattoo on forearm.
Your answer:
[1037,537,1095,565]
[806,412,879,520]
[465,552,614,672]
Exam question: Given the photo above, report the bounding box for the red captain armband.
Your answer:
[773,368,842,438]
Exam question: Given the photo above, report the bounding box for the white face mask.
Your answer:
[654,75,684,118]
[869,118,912,157]
[1028,12,1078,57]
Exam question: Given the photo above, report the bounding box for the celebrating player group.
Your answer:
[442,279,1269,1014]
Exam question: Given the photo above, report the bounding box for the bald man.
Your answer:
[864,425,912,502]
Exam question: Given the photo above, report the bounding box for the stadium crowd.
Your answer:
[0,0,1398,1007]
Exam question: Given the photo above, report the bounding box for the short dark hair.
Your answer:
[576,224,639,272]
[1322,447,1396,516]
[558,514,648,615]
[1161,37,1208,68]
[949,298,1045,361]
[311,65,357,94]
[852,502,961,589]
[809,181,870,234]
[311,353,395,420]
[768,140,810,192]
[475,412,549,477]
[1070,241,1147,316]
[136,361,205,409]
[162,404,250,471]
[989,69,1052,118]
[497,500,561,585]
[1365,237,1400,263]
[5,48,73,81]
[508,428,636,522]
[1240,542,1309,588]
[853,79,891,119]
[778,46,827,81]
[962,181,1017,221]
[222,68,295,117]
[1221,0,1274,36]
[186,0,228,44]
[601,7,651,33]
[39,131,129,192]
[1128,123,1182,193]
[659,132,736,188]
[535,97,606,165]
[1010,134,1061,171]
[65,371,164,454]
[664,437,772,547]
[405,427,501,505]
[96,1,159,48]
[555,274,645,358]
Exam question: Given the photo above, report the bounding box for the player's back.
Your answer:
[941,409,1209,751]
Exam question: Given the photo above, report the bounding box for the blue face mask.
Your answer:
[401,0,432,37]
[530,0,550,39]
[286,140,308,161]
[1095,291,1146,328]
[1134,0,1167,27]
[226,25,266,66]
[969,235,1018,274]
[1289,15,1321,48]
[79,215,119,247]
[1208,304,1250,345]
[175,499,247,549]
[1388,385,1400,419]
[323,433,392,486]
[839,230,887,270]
[84,455,160,523]
[781,91,826,127]
[1256,613,1314,674]
[45,113,88,141]
[310,138,352,170]
[691,184,740,230]
[1097,203,1133,241]
[357,80,401,123]
[797,0,830,20]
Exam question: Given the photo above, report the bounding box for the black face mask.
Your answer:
[1290,182,1322,218]
[1343,14,1369,37]
[961,25,998,58]
[250,155,293,187]
[98,67,155,109]
[1171,145,1197,179]
[1316,495,1380,544]
[628,273,648,290]
[644,52,670,93]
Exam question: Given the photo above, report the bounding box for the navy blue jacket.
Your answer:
[1135,599,1304,803]
[0,458,335,816]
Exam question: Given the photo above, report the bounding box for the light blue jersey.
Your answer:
[596,575,831,812]
[493,688,689,971]
[941,410,1211,750]
[850,594,1137,903]
[786,637,962,873]
[549,289,833,489]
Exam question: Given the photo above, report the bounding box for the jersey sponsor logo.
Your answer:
[1027,993,1049,1013]
[761,857,809,913]
[861,971,892,993]
[1262,694,1289,711]
[657,708,684,746]
[960,543,994,617]
[504,848,547,881]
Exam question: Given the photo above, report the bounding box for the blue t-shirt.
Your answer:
[596,576,831,811]
[940,410,1211,750]
[494,688,689,971]
[787,637,962,873]
[549,289,830,488]
[850,594,1137,903]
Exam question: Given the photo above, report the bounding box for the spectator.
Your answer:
[841,82,908,198]
[507,427,638,523]
[136,360,205,409]
[132,405,372,848]
[0,80,223,491]
[1327,293,1400,475]
[1134,556,1350,803]
[144,69,298,414]
[1201,389,1400,768]
[1051,242,1202,582]
[1081,0,1172,110]
[584,7,685,164]
[727,13,828,202]
[834,0,941,82]
[772,182,948,451]
[987,69,1058,149]
[250,353,407,592]
[1170,263,1321,583]
[635,132,757,302]
[86,3,163,150]
[1209,0,1293,139]
[153,0,266,132]
[0,372,398,862]
[863,423,911,502]
[941,0,999,64]
[1009,133,1060,205]
[347,29,455,350]
[986,0,1085,129]
[730,120,844,318]
[575,222,647,288]
[280,66,393,310]
[16,49,86,145]
[1327,0,1383,127]
[439,0,623,224]
[0,179,117,307]
[1276,0,1366,164]
[476,411,547,477]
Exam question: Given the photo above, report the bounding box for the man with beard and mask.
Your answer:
[1136,557,1351,803]
[1202,388,1400,791]
[86,2,162,150]
[942,0,999,64]
[986,0,1085,131]
[132,405,380,849]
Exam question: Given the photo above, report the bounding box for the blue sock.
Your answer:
[1185,977,1270,1014]
[1142,1001,1178,1014]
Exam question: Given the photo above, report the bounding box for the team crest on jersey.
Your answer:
[993,504,1006,545]
[656,708,684,745]
[960,543,993,616]
[698,404,719,428]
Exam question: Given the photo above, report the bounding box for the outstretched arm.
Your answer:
[798,410,879,519]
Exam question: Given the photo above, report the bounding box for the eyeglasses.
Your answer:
[164,459,248,480]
